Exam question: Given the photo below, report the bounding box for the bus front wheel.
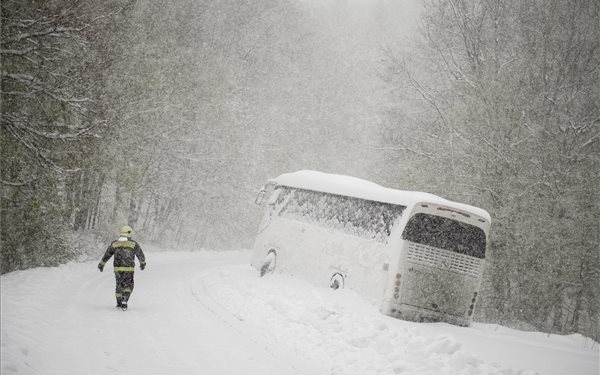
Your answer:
[260,250,277,277]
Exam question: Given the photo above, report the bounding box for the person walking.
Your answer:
[98,225,146,310]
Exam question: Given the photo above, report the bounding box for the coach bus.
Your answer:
[250,170,490,326]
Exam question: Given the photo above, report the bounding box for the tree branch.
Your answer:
[1,26,84,44]
[0,47,36,55]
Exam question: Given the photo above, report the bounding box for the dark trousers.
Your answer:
[114,271,134,304]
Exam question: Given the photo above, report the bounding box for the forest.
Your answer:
[1,0,598,341]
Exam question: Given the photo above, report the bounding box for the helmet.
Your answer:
[119,225,133,237]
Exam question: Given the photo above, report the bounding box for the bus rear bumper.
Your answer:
[384,304,471,327]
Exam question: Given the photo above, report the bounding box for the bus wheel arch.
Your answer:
[260,249,277,277]
[329,272,345,290]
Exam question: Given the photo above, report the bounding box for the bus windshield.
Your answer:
[402,213,486,258]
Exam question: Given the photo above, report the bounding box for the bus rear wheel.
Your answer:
[329,273,344,290]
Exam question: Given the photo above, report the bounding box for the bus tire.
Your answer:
[260,249,277,277]
[329,273,344,290]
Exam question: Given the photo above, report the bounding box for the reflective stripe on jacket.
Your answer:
[99,237,146,271]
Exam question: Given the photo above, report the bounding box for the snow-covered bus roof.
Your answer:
[270,170,491,222]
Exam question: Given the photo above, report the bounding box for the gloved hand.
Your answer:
[98,263,104,272]
[140,263,146,271]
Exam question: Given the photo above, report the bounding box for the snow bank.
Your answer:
[199,265,524,374]
[197,263,599,375]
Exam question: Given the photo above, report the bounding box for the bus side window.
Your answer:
[271,187,296,217]
[257,186,284,233]
[277,187,405,243]
[256,182,278,206]
[268,188,281,205]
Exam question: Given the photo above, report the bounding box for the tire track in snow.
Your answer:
[188,268,319,374]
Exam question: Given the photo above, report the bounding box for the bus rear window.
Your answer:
[402,213,486,258]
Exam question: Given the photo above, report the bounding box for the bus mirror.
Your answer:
[255,188,267,205]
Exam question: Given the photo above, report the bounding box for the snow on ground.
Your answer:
[2,250,598,375]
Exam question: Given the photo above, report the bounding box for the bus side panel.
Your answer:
[251,217,336,287]
[251,217,391,307]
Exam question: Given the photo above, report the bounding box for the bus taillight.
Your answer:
[468,292,478,316]
[393,274,402,299]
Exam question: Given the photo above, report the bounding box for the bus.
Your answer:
[250,170,490,326]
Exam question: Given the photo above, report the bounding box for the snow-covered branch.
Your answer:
[2,71,93,112]
[1,26,84,45]
[1,178,38,187]
[0,47,36,56]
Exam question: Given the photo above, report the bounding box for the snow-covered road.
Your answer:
[2,250,598,375]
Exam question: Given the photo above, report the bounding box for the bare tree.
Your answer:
[0,0,107,175]
[0,0,129,273]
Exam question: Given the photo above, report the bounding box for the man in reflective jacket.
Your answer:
[98,225,146,310]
